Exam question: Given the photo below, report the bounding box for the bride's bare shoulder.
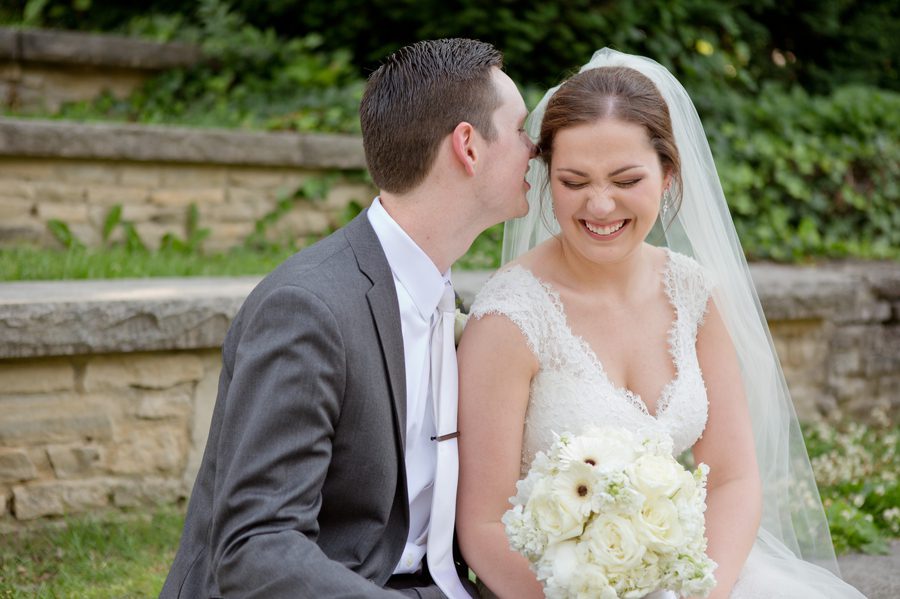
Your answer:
[506,239,560,279]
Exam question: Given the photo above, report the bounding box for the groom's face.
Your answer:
[478,69,535,222]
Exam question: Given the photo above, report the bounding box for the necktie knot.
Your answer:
[438,284,456,315]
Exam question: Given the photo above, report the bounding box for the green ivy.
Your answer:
[710,84,900,260]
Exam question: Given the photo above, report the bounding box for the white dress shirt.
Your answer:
[368,198,450,575]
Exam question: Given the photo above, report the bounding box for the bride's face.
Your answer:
[550,117,668,265]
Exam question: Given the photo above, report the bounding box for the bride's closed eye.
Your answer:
[561,180,588,190]
[615,178,642,188]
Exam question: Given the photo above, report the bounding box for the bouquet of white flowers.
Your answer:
[503,427,717,599]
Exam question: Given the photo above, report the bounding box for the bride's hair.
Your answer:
[538,67,684,223]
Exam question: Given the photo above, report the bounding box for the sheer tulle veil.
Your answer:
[502,48,842,575]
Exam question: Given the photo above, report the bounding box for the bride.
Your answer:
[455,49,866,598]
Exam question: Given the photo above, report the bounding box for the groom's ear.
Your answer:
[450,121,478,177]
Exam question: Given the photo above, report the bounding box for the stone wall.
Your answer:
[0,118,375,251]
[0,263,897,528]
[0,27,200,112]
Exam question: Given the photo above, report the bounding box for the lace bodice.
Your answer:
[470,249,713,474]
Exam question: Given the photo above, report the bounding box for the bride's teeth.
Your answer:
[585,220,625,235]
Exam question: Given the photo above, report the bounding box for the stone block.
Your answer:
[110,426,184,474]
[151,188,225,207]
[31,181,86,203]
[160,166,227,187]
[67,222,101,247]
[86,203,148,230]
[205,222,255,251]
[54,162,119,185]
[118,165,161,187]
[0,395,114,445]
[0,216,46,245]
[227,169,289,189]
[133,221,174,249]
[0,359,74,393]
[46,444,105,478]
[12,479,110,520]
[12,483,63,520]
[0,159,55,180]
[86,184,150,205]
[322,182,374,210]
[832,349,862,376]
[111,476,184,508]
[185,356,221,491]
[0,196,34,220]
[83,353,204,391]
[226,186,278,208]
[136,384,192,420]
[278,208,331,237]
[0,449,37,482]
[0,179,36,199]
[36,201,89,223]
[201,199,263,223]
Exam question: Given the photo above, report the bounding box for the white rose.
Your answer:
[628,453,685,500]
[567,562,618,599]
[636,495,687,553]
[453,309,468,345]
[582,512,647,572]
[528,478,586,543]
[537,539,580,588]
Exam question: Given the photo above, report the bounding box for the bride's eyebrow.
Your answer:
[555,165,645,177]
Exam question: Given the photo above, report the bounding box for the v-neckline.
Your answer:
[515,249,681,419]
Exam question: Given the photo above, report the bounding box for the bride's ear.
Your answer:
[450,121,479,176]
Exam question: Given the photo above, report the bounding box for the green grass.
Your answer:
[0,246,297,281]
[0,505,185,598]
[0,226,504,282]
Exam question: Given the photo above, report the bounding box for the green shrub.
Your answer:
[709,84,900,260]
[9,0,365,134]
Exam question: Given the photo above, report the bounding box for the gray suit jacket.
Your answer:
[161,213,434,598]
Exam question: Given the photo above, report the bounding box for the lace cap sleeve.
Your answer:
[665,250,715,328]
[468,266,548,359]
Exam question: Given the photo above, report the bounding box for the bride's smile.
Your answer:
[549,118,668,265]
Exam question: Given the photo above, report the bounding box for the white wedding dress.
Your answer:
[469,248,866,598]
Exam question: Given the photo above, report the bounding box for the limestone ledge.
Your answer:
[1,261,897,360]
[0,276,260,359]
[0,117,366,169]
[0,26,200,70]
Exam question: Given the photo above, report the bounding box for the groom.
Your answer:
[161,38,533,598]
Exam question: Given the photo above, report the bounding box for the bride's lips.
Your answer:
[582,218,629,239]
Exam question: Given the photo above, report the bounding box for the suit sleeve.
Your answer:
[208,285,403,597]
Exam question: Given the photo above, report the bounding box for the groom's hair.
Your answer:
[360,38,503,194]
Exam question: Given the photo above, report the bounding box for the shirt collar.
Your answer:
[368,197,451,319]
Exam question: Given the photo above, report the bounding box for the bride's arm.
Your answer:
[690,298,762,599]
[456,313,544,599]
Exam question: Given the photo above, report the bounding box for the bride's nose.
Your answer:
[586,187,616,215]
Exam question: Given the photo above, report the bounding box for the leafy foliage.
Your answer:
[804,418,900,555]
[710,84,900,260]
[9,0,364,133]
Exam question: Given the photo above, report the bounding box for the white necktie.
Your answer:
[426,283,469,598]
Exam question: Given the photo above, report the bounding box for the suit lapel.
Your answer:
[344,212,408,450]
